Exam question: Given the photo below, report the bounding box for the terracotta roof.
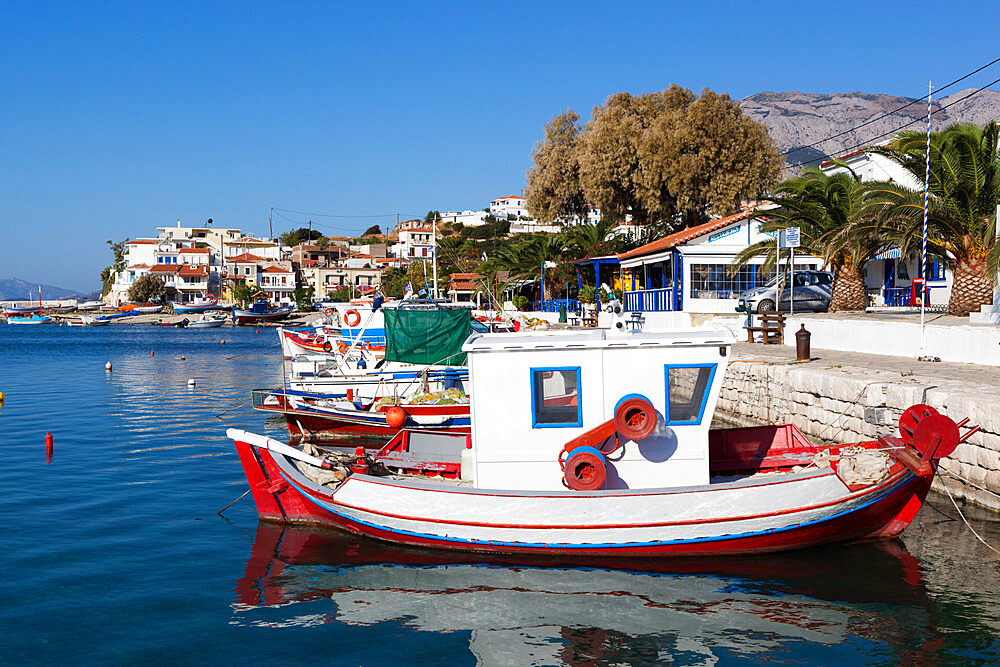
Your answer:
[450,281,479,291]
[126,239,158,245]
[492,195,523,201]
[450,272,481,280]
[618,209,755,261]
[181,248,211,254]
[130,263,150,269]
[402,228,432,234]
[150,264,179,272]
[178,264,209,277]
[819,148,868,167]
[226,252,267,263]
[260,266,294,274]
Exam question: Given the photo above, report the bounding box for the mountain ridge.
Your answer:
[0,277,98,301]
[740,88,1000,168]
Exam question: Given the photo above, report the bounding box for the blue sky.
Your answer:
[2,1,998,290]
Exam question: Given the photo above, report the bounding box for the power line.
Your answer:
[271,207,411,219]
[790,75,1000,169]
[781,55,1000,158]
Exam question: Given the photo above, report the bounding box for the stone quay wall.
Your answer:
[717,359,1000,512]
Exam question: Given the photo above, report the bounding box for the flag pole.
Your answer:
[921,81,932,351]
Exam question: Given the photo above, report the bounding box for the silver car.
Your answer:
[738,270,833,313]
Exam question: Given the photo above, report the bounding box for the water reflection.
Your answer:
[233,522,942,664]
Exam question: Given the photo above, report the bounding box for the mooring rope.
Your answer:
[935,468,1000,555]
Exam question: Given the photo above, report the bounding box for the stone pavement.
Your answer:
[732,342,1000,389]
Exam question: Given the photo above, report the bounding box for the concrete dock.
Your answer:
[719,342,1000,511]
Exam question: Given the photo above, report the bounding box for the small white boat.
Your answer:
[77,301,104,311]
[187,314,227,328]
[67,316,110,327]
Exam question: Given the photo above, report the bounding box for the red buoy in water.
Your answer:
[45,432,53,458]
[150,350,154,357]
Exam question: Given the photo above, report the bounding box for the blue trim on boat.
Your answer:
[273,462,916,549]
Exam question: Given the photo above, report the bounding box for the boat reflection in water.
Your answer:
[233,523,941,664]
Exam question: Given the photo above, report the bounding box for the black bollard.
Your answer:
[795,323,811,361]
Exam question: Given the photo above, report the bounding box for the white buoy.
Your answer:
[188,378,196,386]
[105,362,112,371]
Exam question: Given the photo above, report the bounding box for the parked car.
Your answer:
[738,270,833,313]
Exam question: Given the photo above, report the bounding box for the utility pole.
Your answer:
[269,207,273,241]
[308,220,312,242]
[432,216,438,299]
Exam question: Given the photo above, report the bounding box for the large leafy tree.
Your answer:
[869,122,1000,316]
[525,85,780,231]
[731,166,883,312]
[127,274,165,303]
[491,234,566,299]
[524,110,590,223]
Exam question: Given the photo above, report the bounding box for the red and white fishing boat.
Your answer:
[253,387,471,437]
[229,316,975,557]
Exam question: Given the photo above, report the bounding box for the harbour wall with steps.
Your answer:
[717,357,1000,513]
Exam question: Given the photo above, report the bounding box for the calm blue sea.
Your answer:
[1,323,999,665]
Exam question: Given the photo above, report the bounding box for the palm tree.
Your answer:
[869,122,1000,316]
[730,166,884,311]
[560,219,614,254]
[493,234,566,299]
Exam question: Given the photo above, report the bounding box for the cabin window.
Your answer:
[664,364,717,425]
[530,366,582,428]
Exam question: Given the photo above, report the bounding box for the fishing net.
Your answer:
[383,308,470,366]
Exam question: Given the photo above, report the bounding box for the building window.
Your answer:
[664,364,716,425]
[530,367,582,428]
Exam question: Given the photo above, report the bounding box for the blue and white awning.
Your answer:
[874,247,901,260]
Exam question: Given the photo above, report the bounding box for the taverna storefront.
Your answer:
[619,209,823,314]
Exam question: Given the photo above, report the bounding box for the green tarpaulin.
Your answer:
[383,308,471,366]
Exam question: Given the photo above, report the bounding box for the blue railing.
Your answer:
[624,288,676,312]
[884,287,909,307]
[532,298,579,312]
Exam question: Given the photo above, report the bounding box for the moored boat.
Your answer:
[228,318,977,558]
[3,303,43,316]
[7,314,53,324]
[120,303,164,314]
[66,315,110,326]
[186,313,228,328]
[171,298,224,314]
[233,301,294,325]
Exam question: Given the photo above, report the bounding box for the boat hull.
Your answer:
[231,434,933,557]
[234,306,294,325]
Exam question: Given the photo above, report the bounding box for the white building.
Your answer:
[619,207,824,314]
[392,227,436,260]
[441,210,489,228]
[490,195,530,220]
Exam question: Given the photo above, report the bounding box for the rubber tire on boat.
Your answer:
[614,397,657,441]
[344,310,361,327]
[322,341,333,352]
[757,299,775,313]
[323,308,334,317]
[563,447,607,491]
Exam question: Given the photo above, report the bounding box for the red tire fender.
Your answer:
[323,308,334,317]
[614,397,657,441]
[562,446,607,491]
[322,341,333,352]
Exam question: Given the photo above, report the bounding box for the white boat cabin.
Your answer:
[463,327,734,491]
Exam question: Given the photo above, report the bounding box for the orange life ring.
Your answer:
[323,308,334,317]
[344,309,361,327]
